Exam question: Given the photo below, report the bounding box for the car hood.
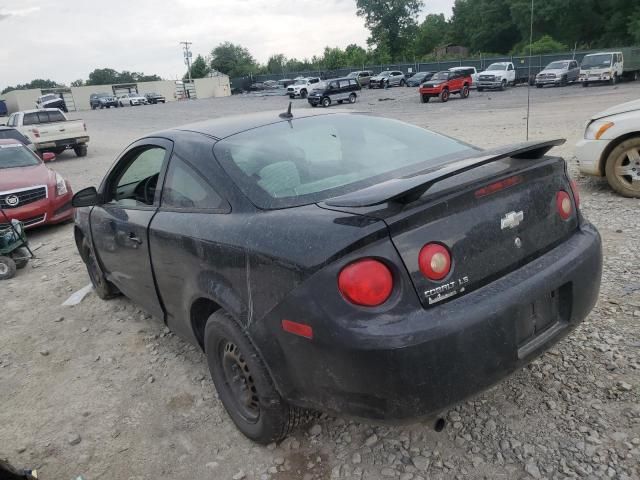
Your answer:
[371,76,389,80]
[538,68,565,75]
[479,71,505,76]
[591,99,640,120]
[422,81,445,88]
[0,163,52,192]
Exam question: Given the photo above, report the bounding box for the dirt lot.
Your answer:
[2,83,639,480]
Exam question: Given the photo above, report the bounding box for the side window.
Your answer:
[110,146,166,207]
[162,157,225,210]
[22,113,40,126]
[310,78,319,84]
[508,64,513,71]
[37,112,50,123]
[48,111,65,122]
[339,80,349,88]
[329,81,339,89]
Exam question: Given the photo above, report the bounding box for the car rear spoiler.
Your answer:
[324,139,566,208]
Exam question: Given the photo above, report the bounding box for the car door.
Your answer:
[327,81,339,101]
[507,64,515,83]
[570,61,579,81]
[90,138,172,318]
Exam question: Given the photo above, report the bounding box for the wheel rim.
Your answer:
[613,146,640,192]
[443,91,449,101]
[0,263,8,275]
[221,340,260,423]
[350,95,356,103]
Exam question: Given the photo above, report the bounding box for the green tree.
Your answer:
[517,34,567,55]
[323,47,347,70]
[344,44,369,67]
[356,0,423,60]
[266,54,287,74]
[1,79,60,94]
[629,8,640,44]
[71,79,84,87]
[187,54,210,79]
[414,14,450,58]
[210,42,259,77]
[87,68,120,85]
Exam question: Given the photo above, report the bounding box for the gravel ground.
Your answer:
[1,82,639,480]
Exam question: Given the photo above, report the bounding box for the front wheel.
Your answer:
[440,89,450,102]
[81,238,120,299]
[610,74,618,86]
[500,80,507,91]
[204,311,310,443]
[460,85,470,98]
[560,76,568,86]
[0,256,16,280]
[605,136,640,198]
[421,94,430,103]
[322,97,331,108]
[300,89,307,99]
[400,79,406,86]
[348,93,356,104]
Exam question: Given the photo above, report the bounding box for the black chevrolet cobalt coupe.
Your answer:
[72,110,602,443]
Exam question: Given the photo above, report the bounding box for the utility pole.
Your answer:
[180,41,193,98]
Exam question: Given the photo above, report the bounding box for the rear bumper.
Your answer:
[263,224,602,420]
[576,139,607,176]
[37,136,90,150]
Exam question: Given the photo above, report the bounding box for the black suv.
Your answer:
[145,93,166,104]
[308,78,361,107]
[90,93,119,109]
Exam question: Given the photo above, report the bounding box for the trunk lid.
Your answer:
[322,146,578,307]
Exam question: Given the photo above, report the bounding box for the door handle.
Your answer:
[128,232,142,244]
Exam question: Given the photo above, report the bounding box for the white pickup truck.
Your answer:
[4,108,89,157]
[477,62,516,91]
[286,77,322,99]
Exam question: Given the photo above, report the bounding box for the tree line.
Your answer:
[4,0,639,92]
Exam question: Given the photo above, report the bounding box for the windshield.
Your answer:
[378,71,391,77]
[411,73,426,79]
[546,61,569,70]
[0,144,40,169]
[431,72,450,81]
[347,72,358,78]
[213,114,474,209]
[582,54,613,68]
[487,64,507,71]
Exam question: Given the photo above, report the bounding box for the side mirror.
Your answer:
[42,152,56,162]
[72,186,101,207]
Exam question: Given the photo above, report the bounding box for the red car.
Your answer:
[419,70,472,103]
[0,139,73,229]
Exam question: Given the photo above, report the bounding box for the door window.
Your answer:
[22,113,40,126]
[339,80,350,88]
[109,146,166,207]
[508,64,514,71]
[162,156,225,210]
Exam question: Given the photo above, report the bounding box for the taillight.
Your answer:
[570,180,580,208]
[418,243,451,281]
[556,191,572,220]
[474,175,522,198]
[338,259,393,307]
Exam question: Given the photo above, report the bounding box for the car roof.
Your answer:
[172,110,363,140]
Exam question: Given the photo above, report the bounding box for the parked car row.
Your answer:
[90,92,165,109]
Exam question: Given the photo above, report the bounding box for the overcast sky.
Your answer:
[0,0,454,90]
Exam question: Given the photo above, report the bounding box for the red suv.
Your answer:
[419,70,472,103]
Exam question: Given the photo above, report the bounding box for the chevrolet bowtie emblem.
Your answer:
[501,210,524,230]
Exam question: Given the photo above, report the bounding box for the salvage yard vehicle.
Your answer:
[369,70,406,88]
[477,62,516,91]
[72,109,601,444]
[576,99,640,197]
[36,93,67,112]
[287,77,321,99]
[144,92,166,104]
[89,93,119,109]
[0,216,31,280]
[0,140,73,230]
[419,70,471,103]
[579,48,640,86]
[535,60,580,87]
[118,92,148,106]
[406,71,434,87]
[5,108,89,157]
[307,77,360,107]
[346,70,374,86]
[449,66,479,87]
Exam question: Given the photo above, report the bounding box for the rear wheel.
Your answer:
[421,94,430,103]
[605,136,640,198]
[322,97,331,108]
[460,85,470,98]
[81,238,120,299]
[440,89,450,102]
[204,310,310,443]
[349,93,357,104]
[74,145,88,157]
[0,256,17,280]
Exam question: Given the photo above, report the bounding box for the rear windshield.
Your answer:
[0,129,30,144]
[0,144,40,169]
[213,114,474,209]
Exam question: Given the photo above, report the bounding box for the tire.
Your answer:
[310,103,317,107]
[610,74,617,86]
[204,310,310,443]
[582,82,589,87]
[560,76,568,86]
[400,79,406,86]
[74,145,88,157]
[461,85,470,98]
[348,93,356,104]
[100,105,104,109]
[322,97,331,108]
[11,247,29,269]
[477,87,484,92]
[368,85,372,89]
[421,94,430,103]
[604,136,640,198]
[81,238,120,299]
[0,256,17,280]
[115,102,119,108]
[289,95,295,99]
[91,104,97,110]
[500,79,507,91]
[440,89,450,102]
[536,84,543,88]
[300,89,307,99]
